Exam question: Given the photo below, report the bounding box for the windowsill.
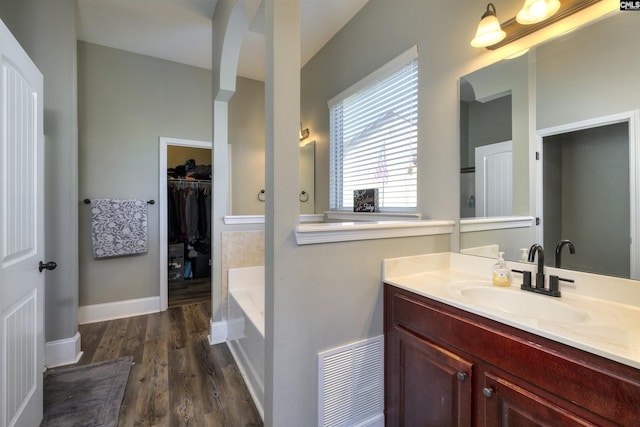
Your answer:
[459,216,535,233]
[295,219,455,245]
[324,211,422,222]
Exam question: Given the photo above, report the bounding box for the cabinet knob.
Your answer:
[482,387,494,398]
[456,371,467,382]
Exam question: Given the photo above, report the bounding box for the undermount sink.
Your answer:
[447,281,590,324]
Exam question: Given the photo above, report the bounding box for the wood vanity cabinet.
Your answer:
[384,284,640,426]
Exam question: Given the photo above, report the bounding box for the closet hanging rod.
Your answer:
[168,178,211,183]
[83,198,155,205]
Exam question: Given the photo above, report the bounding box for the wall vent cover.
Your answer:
[318,335,384,427]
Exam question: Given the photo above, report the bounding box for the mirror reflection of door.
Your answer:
[475,141,513,217]
[459,87,512,218]
[542,122,630,278]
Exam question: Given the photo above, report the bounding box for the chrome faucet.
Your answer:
[555,239,575,268]
[527,244,545,289]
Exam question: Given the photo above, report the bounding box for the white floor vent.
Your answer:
[318,335,384,427]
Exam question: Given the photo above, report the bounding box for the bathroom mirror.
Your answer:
[459,11,640,280]
[299,141,315,214]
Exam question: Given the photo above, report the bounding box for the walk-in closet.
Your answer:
[167,146,212,307]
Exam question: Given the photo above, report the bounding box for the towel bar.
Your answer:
[84,199,155,205]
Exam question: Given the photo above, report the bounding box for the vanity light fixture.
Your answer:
[471,3,506,48]
[299,122,310,141]
[483,0,601,51]
[516,0,561,24]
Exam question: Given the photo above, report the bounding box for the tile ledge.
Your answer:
[224,214,324,225]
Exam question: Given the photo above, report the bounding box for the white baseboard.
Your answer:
[208,319,228,344]
[353,414,384,427]
[78,296,160,324]
[226,317,245,341]
[226,340,264,421]
[45,332,83,368]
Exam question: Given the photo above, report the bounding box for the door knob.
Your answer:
[456,371,468,382]
[482,387,494,398]
[39,261,57,273]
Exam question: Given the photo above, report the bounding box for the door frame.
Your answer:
[158,137,212,311]
[535,110,640,279]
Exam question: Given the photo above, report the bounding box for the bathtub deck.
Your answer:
[78,301,263,426]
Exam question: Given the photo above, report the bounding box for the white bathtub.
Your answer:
[227,266,264,419]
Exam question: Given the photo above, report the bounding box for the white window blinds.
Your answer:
[329,47,418,211]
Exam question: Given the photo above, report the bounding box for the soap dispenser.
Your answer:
[492,252,512,287]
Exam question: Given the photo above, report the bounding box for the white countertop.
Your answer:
[383,252,640,370]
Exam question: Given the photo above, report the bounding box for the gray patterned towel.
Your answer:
[90,199,148,259]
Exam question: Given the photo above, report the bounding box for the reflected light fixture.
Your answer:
[299,122,310,141]
[516,0,561,24]
[471,3,506,48]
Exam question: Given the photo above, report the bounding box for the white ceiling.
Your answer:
[76,0,370,81]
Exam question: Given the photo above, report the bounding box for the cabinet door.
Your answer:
[387,327,473,426]
[482,372,596,426]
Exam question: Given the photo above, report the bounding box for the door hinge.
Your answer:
[536,151,540,160]
[536,217,541,226]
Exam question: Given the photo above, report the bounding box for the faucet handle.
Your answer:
[512,269,532,288]
[548,275,573,297]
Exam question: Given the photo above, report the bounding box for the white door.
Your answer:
[475,140,513,217]
[0,19,46,427]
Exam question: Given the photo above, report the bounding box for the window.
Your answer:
[329,46,418,211]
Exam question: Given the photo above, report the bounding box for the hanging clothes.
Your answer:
[167,180,211,246]
[167,178,211,280]
[185,187,199,242]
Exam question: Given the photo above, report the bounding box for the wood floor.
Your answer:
[78,302,263,426]
[168,278,212,308]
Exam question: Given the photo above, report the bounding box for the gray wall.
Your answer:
[77,42,213,305]
[229,78,266,215]
[276,0,505,422]
[537,12,640,129]
[78,41,265,306]
[0,0,79,342]
[543,123,629,277]
[464,96,512,168]
[268,233,450,425]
